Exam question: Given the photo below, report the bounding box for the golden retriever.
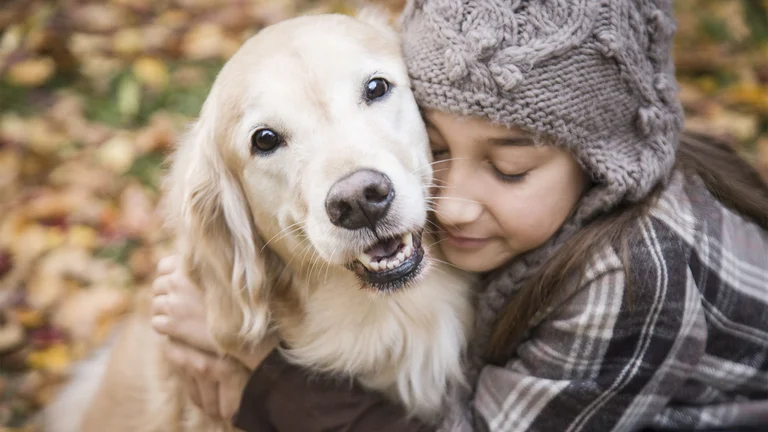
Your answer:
[44,11,475,432]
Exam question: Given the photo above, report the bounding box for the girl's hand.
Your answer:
[150,255,281,420]
[151,255,281,369]
[163,338,252,421]
[151,255,217,353]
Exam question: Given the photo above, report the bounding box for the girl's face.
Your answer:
[426,110,587,272]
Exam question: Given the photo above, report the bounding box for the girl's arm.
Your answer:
[233,349,436,432]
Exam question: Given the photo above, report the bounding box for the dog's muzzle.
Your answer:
[328,169,426,292]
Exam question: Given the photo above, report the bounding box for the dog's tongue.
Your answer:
[364,237,401,260]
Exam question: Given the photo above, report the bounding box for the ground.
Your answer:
[0,0,766,430]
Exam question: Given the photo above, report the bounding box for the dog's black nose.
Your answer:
[326,169,394,231]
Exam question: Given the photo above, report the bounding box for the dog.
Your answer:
[44,11,475,432]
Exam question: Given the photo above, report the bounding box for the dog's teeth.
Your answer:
[404,233,413,248]
[387,260,397,269]
[358,253,372,266]
[370,261,380,271]
[403,245,413,257]
[397,252,405,262]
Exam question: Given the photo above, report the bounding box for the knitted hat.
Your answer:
[401,0,685,220]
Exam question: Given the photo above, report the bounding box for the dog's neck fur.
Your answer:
[271,239,476,419]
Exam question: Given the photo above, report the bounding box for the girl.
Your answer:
[151,0,768,430]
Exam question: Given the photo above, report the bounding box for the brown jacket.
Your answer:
[233,349,434,432]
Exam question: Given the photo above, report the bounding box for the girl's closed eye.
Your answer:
[432,148,450,160]
[488,161,529,183]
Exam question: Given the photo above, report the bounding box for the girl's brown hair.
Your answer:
[486,131,768,360]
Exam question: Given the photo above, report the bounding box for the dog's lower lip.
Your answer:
[347,231,425,291]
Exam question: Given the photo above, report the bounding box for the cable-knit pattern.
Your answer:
[400,1,685,429]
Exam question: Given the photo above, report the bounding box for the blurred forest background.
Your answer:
[0,0,767,430]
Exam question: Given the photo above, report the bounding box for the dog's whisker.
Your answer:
[428,196,482,205]
[410,157,467,175]
[262,222,305,251]
[428,256,463,271]
[323,249,337,286]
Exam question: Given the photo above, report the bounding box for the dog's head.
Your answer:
[166,13,433,350]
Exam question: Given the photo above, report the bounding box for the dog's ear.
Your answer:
[356,3,399,33]
[164,101,271,353]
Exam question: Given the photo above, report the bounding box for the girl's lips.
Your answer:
[442,231,491,250]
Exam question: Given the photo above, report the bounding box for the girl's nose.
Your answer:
[433,164,483,228]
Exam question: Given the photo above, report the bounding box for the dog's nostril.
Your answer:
[328,201,353,226]
[325,169,395,231]
[364,183,391,203]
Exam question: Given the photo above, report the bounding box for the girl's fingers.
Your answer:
[151,314,170,335]
[151,293,168,316]
[182,373,203,409]
[152,274,171,296]
[219,361,250,421]
[157,255,178,275]
[197,379,222,420]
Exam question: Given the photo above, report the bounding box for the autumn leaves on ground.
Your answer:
[0,0,766,430]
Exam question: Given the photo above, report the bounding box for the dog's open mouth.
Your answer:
[347,231,425,291]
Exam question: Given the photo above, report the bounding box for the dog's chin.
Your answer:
[345,230,426,293]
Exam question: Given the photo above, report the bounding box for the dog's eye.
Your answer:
[364,78,390,102]
[250,129,283,154]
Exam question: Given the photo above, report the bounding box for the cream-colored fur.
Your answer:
[45,12,475,432]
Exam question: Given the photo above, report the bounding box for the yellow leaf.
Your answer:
[182,24,227,60]
[132,56,169,90]
[67,225,99,249]
[7,57,55,87]
[26,118,70,155]
[46,226,66,249]
[27,343,72,374]
[99,134,137,174]
[0,319,24,352]
[113,28,144,57]
[15,309,44,328]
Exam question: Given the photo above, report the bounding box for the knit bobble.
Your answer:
[489,62,523,92]
[648,9,675,42]
[636,105,666,137]
[467,27,502,59]
[653,73,677,106]
[595,30,622,58]
[446,47,469,82]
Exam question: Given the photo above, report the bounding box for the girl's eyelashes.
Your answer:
[431,148,449,160]
[488,162,528,183]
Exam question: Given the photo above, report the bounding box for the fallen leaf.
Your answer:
[26,343,72,375]
[26,118,71,156]
[73,4,130,33]
[15,308,45,329]
[0,315,25,353]
[6,57,56,87]
[117,76,142,122]
[66,225,100,250]
[132,56,169,90]
[117,182,159,237]
[113,28,145,58]
[135,112,177,153]
[52,286,129,347]
[170,65,206,88]
[98,134,137,174]
[181,24,229,59]
[26,248,93,310]
[0,248,12,279]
